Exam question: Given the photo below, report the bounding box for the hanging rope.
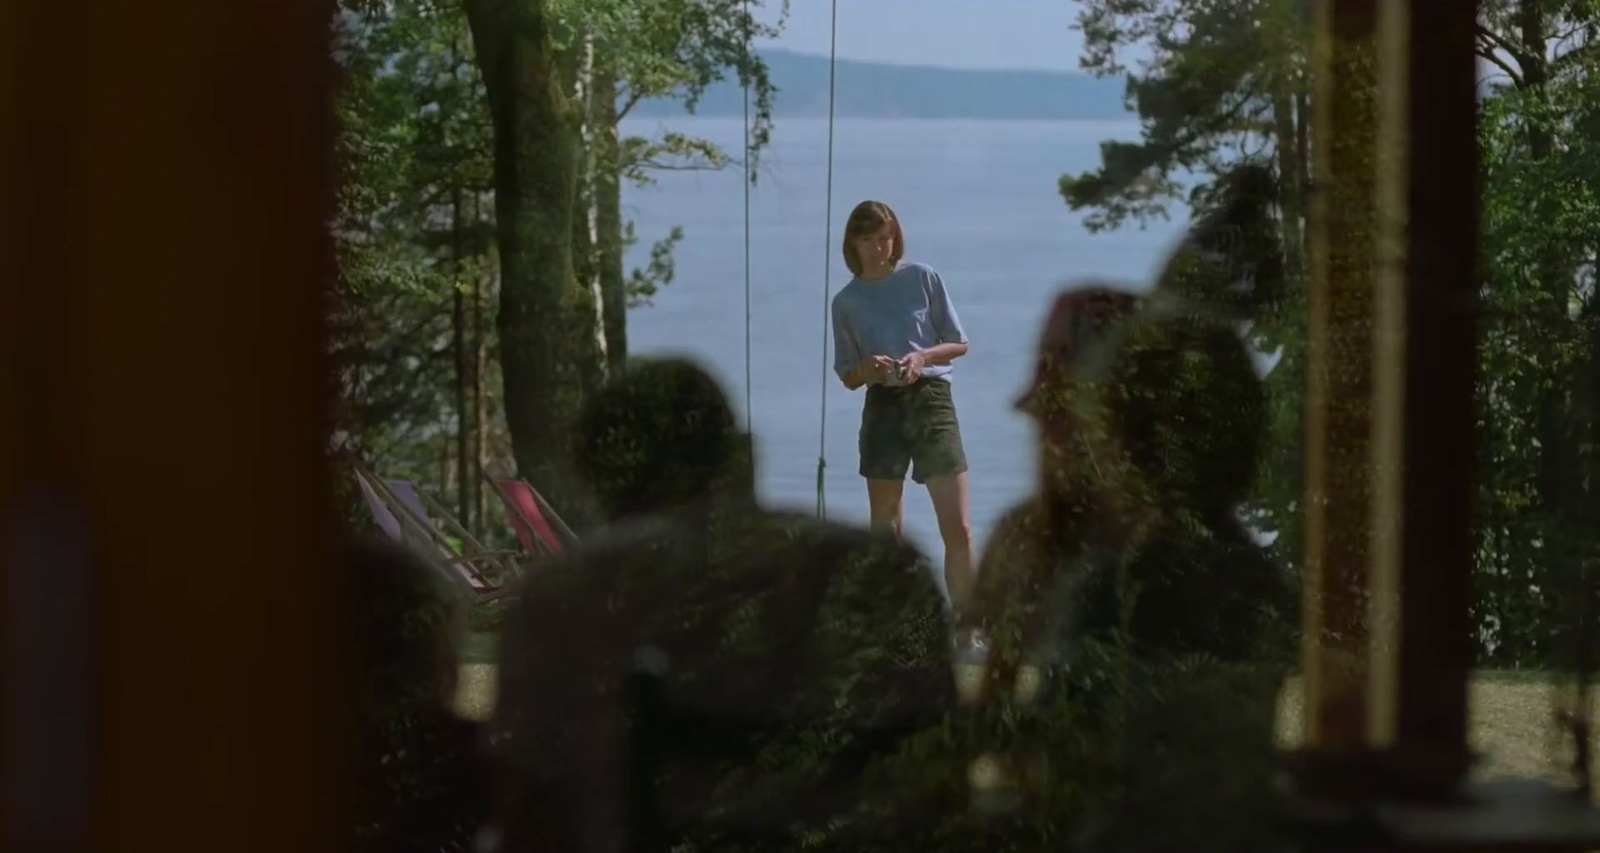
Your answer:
[741,0,753,435]
[816,0,839,519]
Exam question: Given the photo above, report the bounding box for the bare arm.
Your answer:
[917,341,969,366]
[842,363,871,391]
[901,341,969,382]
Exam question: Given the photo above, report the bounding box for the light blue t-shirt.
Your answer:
[831,261,968,383]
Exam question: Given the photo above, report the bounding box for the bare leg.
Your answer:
[925,473,975,611]
[866,478,905,540]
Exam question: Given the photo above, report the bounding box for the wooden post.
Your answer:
[0,3,342,852]
[1295,0,1479,809]
[1389,0,1477,791]
[1301,0,1381,753]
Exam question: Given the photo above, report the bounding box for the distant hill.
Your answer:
[626,49,1132,121]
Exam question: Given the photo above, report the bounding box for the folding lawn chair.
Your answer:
[482,467,578,560]
[350,459,521,602]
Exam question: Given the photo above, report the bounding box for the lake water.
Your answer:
[621,117,1190,574]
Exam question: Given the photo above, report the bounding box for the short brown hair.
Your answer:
[842,200,905,277]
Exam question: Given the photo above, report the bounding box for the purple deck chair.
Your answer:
[352,464,519,602]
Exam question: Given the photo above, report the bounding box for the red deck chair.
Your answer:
[483,468,576,560]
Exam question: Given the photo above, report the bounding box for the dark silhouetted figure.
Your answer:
[943,283,1151,825]
[1065,311,1297,662]
[968,162,1292,685]
[488,357,952,853]
[1058,308,1297,853]
[960,284,1148,698]
[346,537,490,853]
[959,261,1295,848]
[1154,162,1286,324]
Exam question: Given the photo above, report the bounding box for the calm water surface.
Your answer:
[622,116,1189,580]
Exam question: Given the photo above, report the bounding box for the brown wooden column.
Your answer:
[1389,0,1478,792]
[1296,0,1479,811]
[1361,0,1477,794]
[1302,0,1382,754]
[0,3,344,852]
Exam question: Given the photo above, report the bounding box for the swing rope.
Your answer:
[816,0,840,519]
[741,0,753,436]
[740,0,839,520]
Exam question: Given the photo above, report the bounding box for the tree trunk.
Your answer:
[464,0,602,527]
[472,192,489,533]
[451,184,472,528]
[561,29,609,368]
[1262,73,1312,571]
[1271,80,1307,279]
[1295,90,1312,209]
[440,432,452,504]
[570,33,603,356]
[1302,0,1381,747]
[593,51,628,373]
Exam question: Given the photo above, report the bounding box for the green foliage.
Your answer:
[331,0,502,520]
[346,539,488,853]
[555,0,787,179]
[799,647,1285,853]
[626,224,685,307]
[331,0,782,532]
[1063,0,1312,580]
[620,131,732,183]
[556,0,785,310]
[1062,0,1600,667]
[1474,7,1600,664]
[1062,0,1308,232]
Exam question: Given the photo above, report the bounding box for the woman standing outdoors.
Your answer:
[831,200,975,613]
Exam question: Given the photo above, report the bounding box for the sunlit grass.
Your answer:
[1273,675,1580,781]
[455,662,497,720]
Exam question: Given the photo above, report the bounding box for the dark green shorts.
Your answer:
[858,377,968,484]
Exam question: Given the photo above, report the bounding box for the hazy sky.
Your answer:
[756,0,1096,71]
